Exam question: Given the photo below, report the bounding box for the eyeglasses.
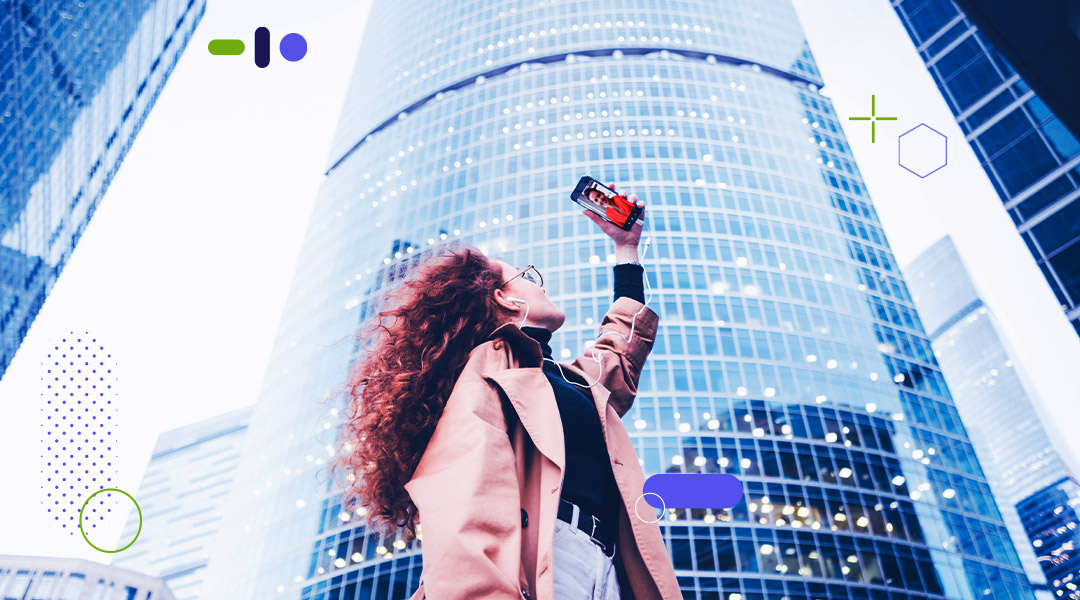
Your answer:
[501,265,543,288]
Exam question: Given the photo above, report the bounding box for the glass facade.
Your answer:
[891,0,1080,339]
[109,407,252,600]
[1016,478,1080,600]
[904,235,1071,592]
[202,1,1032,598]
[0,0,205,379]
[0,555,176,600]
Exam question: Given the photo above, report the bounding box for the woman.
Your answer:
[585,187,636,227]
[335,191,681,599]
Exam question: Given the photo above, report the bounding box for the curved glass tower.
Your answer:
[202,1,1034,599]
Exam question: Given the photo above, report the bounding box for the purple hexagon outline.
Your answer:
[898,123,947,178]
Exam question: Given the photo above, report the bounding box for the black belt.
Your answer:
[556,498,617,558]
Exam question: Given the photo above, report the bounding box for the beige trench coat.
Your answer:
[403,296,681,599]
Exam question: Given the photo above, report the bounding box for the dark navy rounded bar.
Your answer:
[254,26,270,68]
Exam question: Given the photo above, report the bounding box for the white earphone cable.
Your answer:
[513,296,530,328]
[514,218,654,390]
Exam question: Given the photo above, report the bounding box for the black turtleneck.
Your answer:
[517,263,644,535]
[612,262,646,304]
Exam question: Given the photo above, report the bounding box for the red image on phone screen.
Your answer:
[571,176,643,230]
[584,187,634,227]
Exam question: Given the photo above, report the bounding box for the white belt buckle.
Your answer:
[567,501,615,559]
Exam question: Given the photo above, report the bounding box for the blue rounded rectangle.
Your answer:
[643,474,744,509]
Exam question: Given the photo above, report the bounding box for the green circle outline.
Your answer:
[78,488,142,553]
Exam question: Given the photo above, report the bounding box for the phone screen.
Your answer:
[570,176,641,230]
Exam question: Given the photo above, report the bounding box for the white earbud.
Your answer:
[506,297,530,327]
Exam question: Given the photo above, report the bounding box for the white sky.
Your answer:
[0,0,373,558]
[2,0,1078,559]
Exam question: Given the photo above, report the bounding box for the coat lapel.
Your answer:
[483,367,565,473]
[479,323,681,598]
[480,323,617,473]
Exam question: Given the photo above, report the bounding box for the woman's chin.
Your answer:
[551,313,567,331]
[534,315,564,332]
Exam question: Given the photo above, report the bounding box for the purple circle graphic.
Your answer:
[280,33,307,62]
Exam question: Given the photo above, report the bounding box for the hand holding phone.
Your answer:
[572,177,645,249]
[570,176,644,232]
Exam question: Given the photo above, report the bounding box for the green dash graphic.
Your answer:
[208,39,245,55]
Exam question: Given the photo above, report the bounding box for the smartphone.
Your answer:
[570,176,643,231]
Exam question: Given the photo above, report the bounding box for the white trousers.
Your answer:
[551,518,621,599]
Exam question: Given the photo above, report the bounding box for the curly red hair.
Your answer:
[331,242,515,540]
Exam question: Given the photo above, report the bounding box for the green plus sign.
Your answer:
[848,95,897,143]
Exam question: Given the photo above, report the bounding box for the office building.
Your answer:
[948,0,1080,137]
[109,406,251,600]
[202,1,1034,598]
[0,554,176,600]
[1017,478,1080,600]
[891,0,1080,338]
[0,0,206,379]
[905,235,1073,594]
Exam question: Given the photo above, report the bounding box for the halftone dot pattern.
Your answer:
[39,331,119,535]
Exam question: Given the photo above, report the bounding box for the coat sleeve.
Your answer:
[403,371,523,599]
[567,296,660,418]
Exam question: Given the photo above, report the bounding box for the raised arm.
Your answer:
[576,187,656,417]
[568,295,659,418]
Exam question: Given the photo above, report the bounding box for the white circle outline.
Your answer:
[633,492,666,523]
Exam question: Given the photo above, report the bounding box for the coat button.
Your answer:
[520,587,530,600]
[521,508,528,528]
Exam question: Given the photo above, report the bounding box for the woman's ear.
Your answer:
[492,287,522,313]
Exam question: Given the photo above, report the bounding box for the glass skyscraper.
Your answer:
[890,0,1080,338]
[202,1,1031,598]
[110,406,252,600]
[1016,477,1080,600]
[0,0,205,379]
[0,554,177,600]
[905,235,1073,595]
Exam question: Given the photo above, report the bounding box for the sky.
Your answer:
[1,0,1078,559]
[0,0,374,558]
